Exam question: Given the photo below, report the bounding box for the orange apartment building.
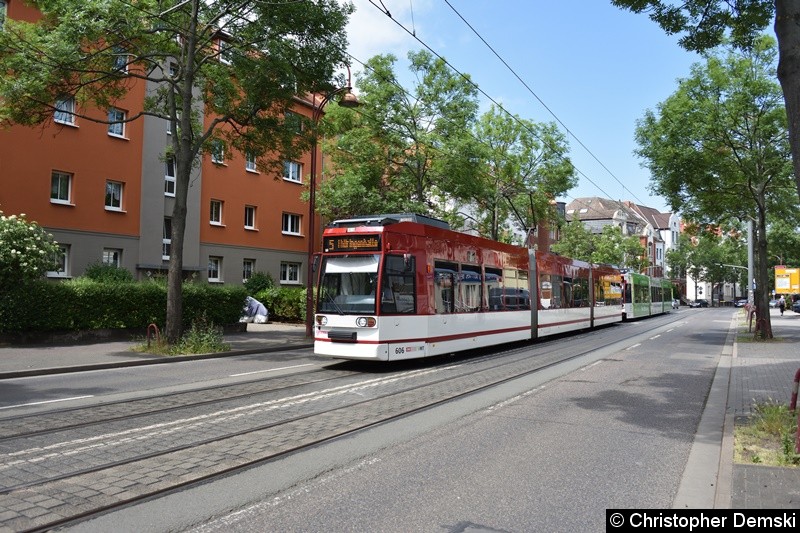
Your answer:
[0,1,321,287]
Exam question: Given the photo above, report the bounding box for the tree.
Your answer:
[611,1,800,216]
[551,218,647,270]
[0,211,60,286]
[0,0,353,343]
[634,37,793,338]
[315,51,480,221]
[469,106,576,242]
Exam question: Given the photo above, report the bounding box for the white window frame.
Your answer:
[245,152,257,173]
[162,218,172,260]
[102,248,122,267]
[243,259,255,283]
[47,244,70,278]
[282,213,302,236]
[280,262,301,285]
[107,107,126,137]
[283,161,302,183]
[208,256,222,282]
[105,180,123,211]
[54,97,76,126]
[244,205,256,230]
[210,199,223,225]
[219,39,233,65]
[50,171,72,204]
[165,156,176,196]
[211,140,225,164]
[167,111,180,135]
[112,46,128,73]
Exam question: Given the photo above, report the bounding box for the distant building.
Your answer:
[564,197,681,279]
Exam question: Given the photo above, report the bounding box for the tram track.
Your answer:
[2,313,684,532]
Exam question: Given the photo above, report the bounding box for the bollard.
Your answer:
[791,368,800,412]
[146,323,160,348]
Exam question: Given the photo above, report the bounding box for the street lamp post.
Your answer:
[305,72,359,337]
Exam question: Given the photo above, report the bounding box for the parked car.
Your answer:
[769,299,779,308]
[793,300,800,314]
[672,299,680,309]
[734,299,748,307]
[689,299,709,308]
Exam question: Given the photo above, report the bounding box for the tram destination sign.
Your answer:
[324,234,382,252]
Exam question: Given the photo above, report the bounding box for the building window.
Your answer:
[282,213,301,235]
[112,46,128,73]
[167,111,180,135]
[244,205,256,230]
[105,180,123,211]
[107,107,126,137]
[218,39,233,64]
[103,248,122,267]
[50,171,72,204]
[245,152,257,172]
[48,244,70,277]
[283,161,302,183]
[208,256,222,282]
[211,140,225,164]
[243,259,255,282]
[162,218,172,260]
[284,111,303,134]
[165,157,176,196]
[280,262,301,284]
[210,199,223,225]
[54,97,76,125]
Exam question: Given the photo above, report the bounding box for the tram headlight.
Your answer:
[355,317,376,327]
[316,315,328,326]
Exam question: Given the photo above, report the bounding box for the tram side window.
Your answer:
[563,277,574,308]
[486,267,504,310]
[381,255,416,314]
[540,274,552,309]
[573,277,590,307]
[458,265,482,312]
[434,261,457,314]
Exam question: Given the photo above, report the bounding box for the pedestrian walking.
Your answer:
[779,295,786,316]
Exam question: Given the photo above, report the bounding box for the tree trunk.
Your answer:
[754,210,773,339]
[775,0,800,203]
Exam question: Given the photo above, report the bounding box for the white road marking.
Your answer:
[229,363,313,377]
[0,395,94,410]
[626,343,641,350]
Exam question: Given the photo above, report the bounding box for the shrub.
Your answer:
[83,262,135,283]
[255,286,306,322]
[0,211,60,285]
[244,271,274,296]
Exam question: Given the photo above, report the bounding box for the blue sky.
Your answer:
[342,0,704,213]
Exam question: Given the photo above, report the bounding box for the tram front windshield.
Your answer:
[318,255,379,314]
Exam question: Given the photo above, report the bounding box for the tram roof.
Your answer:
[327,213,450,230]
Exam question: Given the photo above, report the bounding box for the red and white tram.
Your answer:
[313,214,624,361]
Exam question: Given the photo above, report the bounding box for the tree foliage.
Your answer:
[316,50,480,221]
[317,53,575,244]
[612,1,800,241]
[0,0,353,342]
[551,218,647,271]
[634,37,792,337]
[0,211,60,286]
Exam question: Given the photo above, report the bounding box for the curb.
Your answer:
[0,341,313,380]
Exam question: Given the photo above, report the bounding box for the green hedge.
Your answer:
[255,286,307,322]
[0,279,247,333]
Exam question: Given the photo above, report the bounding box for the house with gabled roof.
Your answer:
[564,197,681,279]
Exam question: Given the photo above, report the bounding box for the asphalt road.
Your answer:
[68,308,726,533]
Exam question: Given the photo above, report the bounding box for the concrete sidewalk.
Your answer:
[0,322,312,378]
[0,310,798,509]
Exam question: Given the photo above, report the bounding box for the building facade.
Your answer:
[0,1,321,288]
